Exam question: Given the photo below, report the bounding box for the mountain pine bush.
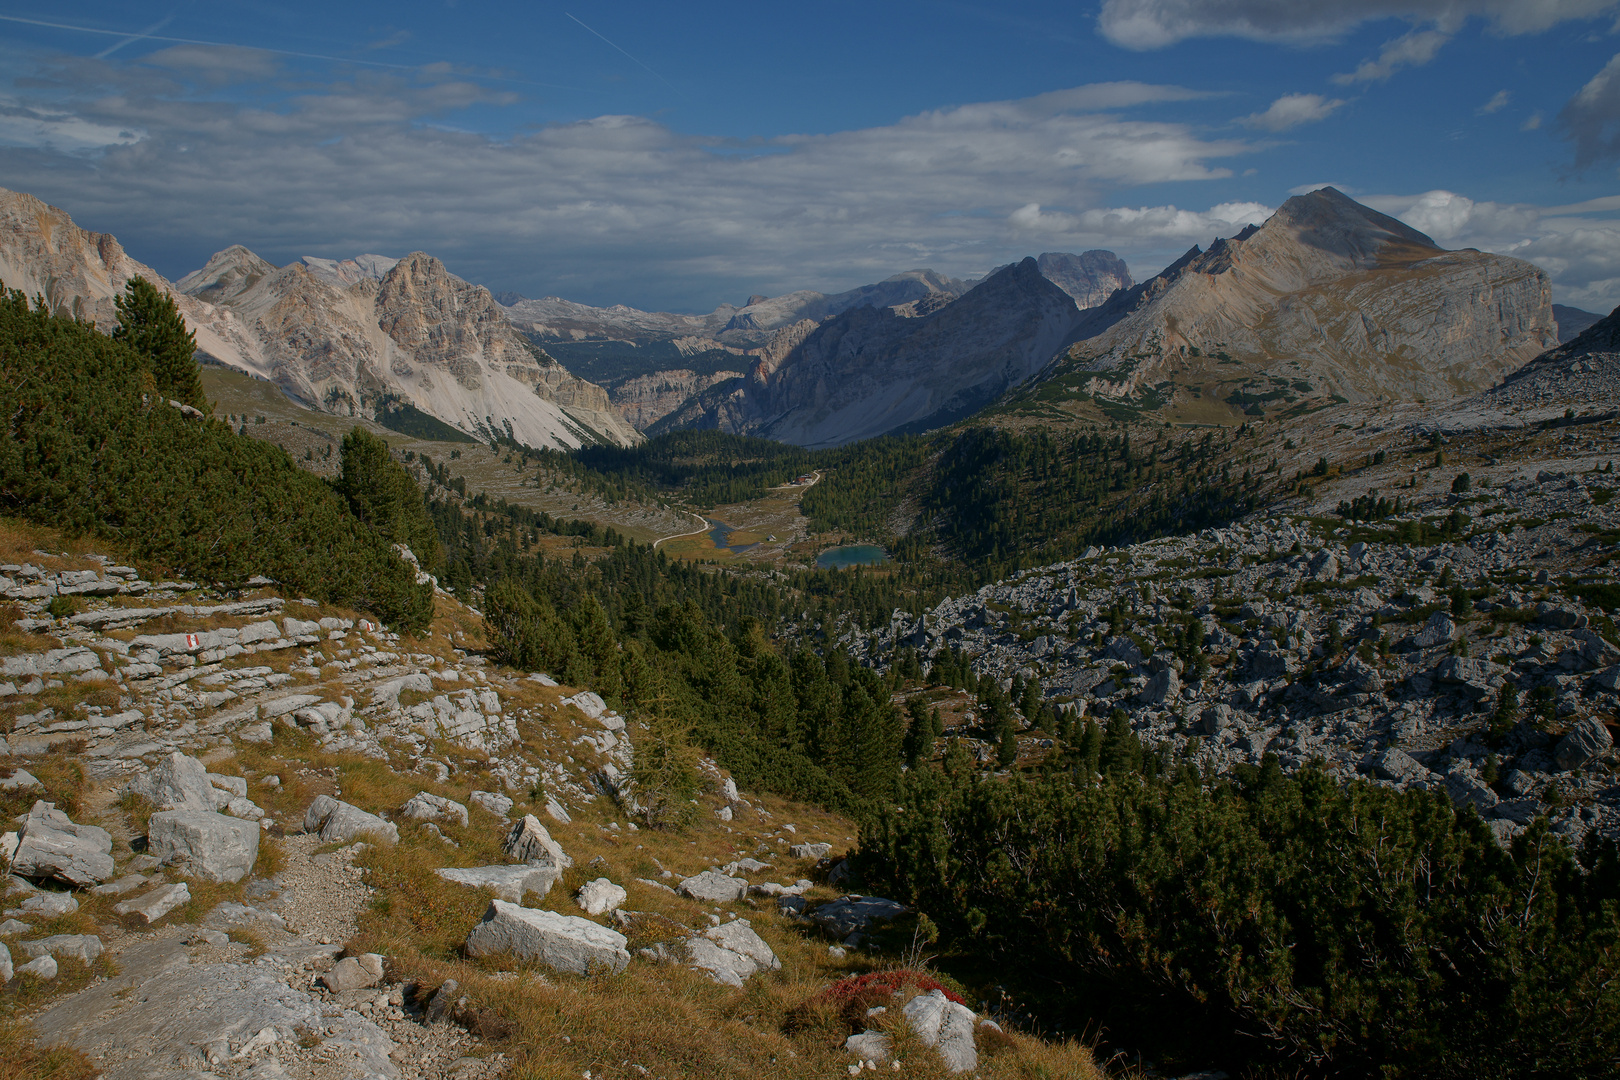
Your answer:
[0,286,432,630]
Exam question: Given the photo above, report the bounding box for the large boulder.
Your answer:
[463,900,629,975]
[147,810,260,883]
[1411,611,1458,650]
[903,989,979,1074]
[10,801,114,886]
[400,792,468,828]
[677,870,748,903]
[682,919,780,987]
[1555,718,1614,771]
[1369,748,1431,786]
[1435,656,1500,701]
[303,795,399,845]
[122,753,223,812]
[435,865,559,903]
[811,896,909,938]
[501,815,570,869]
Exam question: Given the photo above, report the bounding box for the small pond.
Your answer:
[707,519,758,554]
[816,544,887,569]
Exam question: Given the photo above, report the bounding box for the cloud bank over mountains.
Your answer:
[1,10,1619,313]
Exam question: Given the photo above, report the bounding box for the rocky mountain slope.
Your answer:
[840,418,1620,853]
[0,187,637,450]
[1047,187,1555,413]
[0,545,1082,1080]
[656,258,1089,447]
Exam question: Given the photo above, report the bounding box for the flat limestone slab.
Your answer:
[435,865,558,903]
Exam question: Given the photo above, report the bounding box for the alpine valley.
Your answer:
[4,174,1620,1080]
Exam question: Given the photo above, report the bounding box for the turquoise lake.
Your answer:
[816,545,886,569]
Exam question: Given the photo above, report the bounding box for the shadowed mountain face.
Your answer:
[0,186,638,449]
[1554,304,1604,344]
[1049,187,1556,407]
[655,258,1086,448]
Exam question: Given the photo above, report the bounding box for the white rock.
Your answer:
[11,801,114,886]
[112,881,191,924]
[903,989,979,1074]
[790,842,832,860]
[0,769,42,791]
[463,899,630,975]
[575,878,627,916]
[6,889,78,917]
[683,918,780,986]
[401,792,469,828]
[502,815,571,869]
[320,953,385,991]
[469,790,514,817]
[845,1030,893,1064]
[677,870,748,903]
[147,810,260,883]
[17,953,56,979]
[123,752,224,811]
[21,933,102,962]
[0,940,9,981]
[303,794,399,845]
[435,865,559,903]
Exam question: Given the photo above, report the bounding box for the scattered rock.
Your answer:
[844,1030,893,1064]
[111,881,190,924]
[10,801,114,886]
[435,865,559,903]
[303,794,399,845]
[790,842,833,860]
[501,815,570,869]
[575,878,627,916]
[320,952,385,992]
[17,953,56,979]
[811,896,909,938]
[677,870,748,903]
[468,790,513,817]
[401,792,469,828]
[681,918,780,987]
[1555,718,1614,771]
[122,752,223,811]
[20,933,102,963]
[147,809,260,883]
[463,899,630,975]
[902,989,979,1074]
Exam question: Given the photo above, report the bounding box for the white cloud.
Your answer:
[1478,89,1512,113]
[0,99,143,153]
[1097,0,1620,50]
[1523,110,1544,129]
[1331,28,1453,84]
[1364,187,1620,309]
[0,57,1255,310]
[1240,93,1347,130]
[1559,52,1620,168]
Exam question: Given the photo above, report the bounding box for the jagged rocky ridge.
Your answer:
[1053,187,1556,408]
[844,465,1620,850]
[658,258,1093,448]
[0,187,637,450]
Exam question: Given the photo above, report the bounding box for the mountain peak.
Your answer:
[176,245,278,304]
[1264,186,1439,267]
[299,252,400,289]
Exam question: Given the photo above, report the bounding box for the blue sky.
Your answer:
[2,1,1619,312]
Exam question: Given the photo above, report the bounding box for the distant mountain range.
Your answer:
[0,182,1579,453]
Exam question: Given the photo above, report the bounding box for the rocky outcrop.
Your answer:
[1053,187,1555,408]
[609,368,743,430]
[1035,251,1134,309]
[463,899,630,975]
[658,259,1084,447]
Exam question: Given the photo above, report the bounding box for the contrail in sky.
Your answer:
[93,12,178,59]
[0,13,413,68]
[0,12,592,89]
[564,12,676,91]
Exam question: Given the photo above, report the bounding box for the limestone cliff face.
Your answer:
[0,187,637,448]
[609,369,745,430]
[657,259,1083,447]
[1058,188,1555,403]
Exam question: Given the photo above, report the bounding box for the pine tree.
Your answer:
[334,427,441,570]
[113,275,205,411]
